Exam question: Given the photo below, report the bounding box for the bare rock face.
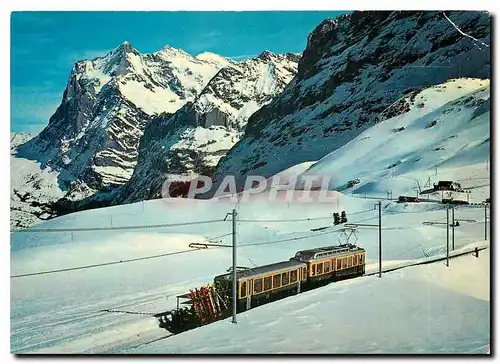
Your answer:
[12,43,232,227]
[17,42,231,194]
[11,44,299,225]
[210,11,490,192]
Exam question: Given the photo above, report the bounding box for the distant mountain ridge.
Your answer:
[210,11,491,192]
[114,51,300,203]
[11,44,300,228]
[17,42,232,195]
[11,11,491,229]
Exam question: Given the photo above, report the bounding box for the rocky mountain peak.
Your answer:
[256,50,301,64]
[16,43,231,199]
[256,50,275,61]
[113,50,300,204]
[156,44,192,58]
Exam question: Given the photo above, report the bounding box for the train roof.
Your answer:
[294,244,365,261]
[214,260,306,281]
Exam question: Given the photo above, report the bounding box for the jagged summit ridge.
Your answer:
[16,43,232,194]
[113,51,301,203]
[12,42,300,226]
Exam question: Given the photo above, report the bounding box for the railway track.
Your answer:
[126,244,488,350]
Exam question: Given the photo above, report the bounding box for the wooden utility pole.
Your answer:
[232,208,238,323]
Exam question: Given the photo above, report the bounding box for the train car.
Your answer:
[160,244,367,333]
[292,244,366,287]
[214,260,307,312]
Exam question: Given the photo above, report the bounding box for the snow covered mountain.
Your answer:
[10,11,491,353]
[210,11,491,192]
[299,78,490,200]
[10,132,64,230]
[10,73,491,349]
[11,45,298,227]
[16,42,231,194]
[10,132,33,150]
[113,52,300,203]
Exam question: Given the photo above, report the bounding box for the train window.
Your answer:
[273,274,281,288]
[316,263,323,275]
[282,271,290,285]
[324,261,330,273]
[336,259,341,270]
[353,255,358,266]
[311,264,316,276]
[254,278,263,294]
[290,269,298,283]
[264,276,272,291]
[342,258,347,268]
[359,254,363,264]
[348,256,352,267]
[302,267,307,280]
[240,281,247,298]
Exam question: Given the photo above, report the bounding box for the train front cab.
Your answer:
[307,250,365,286]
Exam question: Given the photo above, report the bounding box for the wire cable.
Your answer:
[238,214,378,248]
[10,232,232,279]
[239,208,375,223]
[240,228,341,248]
[12,219,227,234]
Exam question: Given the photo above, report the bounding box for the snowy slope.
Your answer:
[10,132,33,150]
[10,158,64,230]
[11,47,299,228]
[211,11,491,191]
[127,248,489,354]
[113,52,299,204]
[11,161,490,353]
[11,132,65,230]
[10,11,491,353]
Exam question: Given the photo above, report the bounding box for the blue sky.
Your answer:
[11,11,347,134]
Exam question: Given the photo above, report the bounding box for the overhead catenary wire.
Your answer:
[10,205,449,277]
[239,228,342,248]
[12,207,379,233]
[10,232,232,279]
[238,214,381,248]
[239,208,375,223]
